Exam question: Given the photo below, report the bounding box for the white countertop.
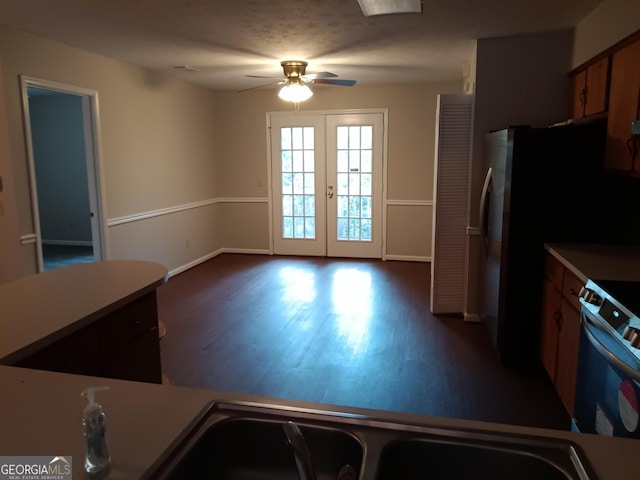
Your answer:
[545,243,640,283]
[0,260,168,364]
[1,365,639,480]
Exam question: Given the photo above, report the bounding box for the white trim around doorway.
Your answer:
[19,75,108,271]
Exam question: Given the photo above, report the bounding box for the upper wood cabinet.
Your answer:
[605,37,640,173]
[571,57,609,119]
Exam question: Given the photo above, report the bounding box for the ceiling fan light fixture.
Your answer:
[278,79,313,103]
[357,0,422,16]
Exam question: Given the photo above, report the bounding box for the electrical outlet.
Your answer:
[185,239,190,248]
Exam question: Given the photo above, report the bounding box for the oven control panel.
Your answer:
[580,279,640,360]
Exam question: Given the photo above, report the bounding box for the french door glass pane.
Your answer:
[281,127,316,239]
[335,125,373,241]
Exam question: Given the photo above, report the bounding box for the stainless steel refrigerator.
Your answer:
[477,120,613,366]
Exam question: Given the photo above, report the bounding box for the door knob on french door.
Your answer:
[327,185,334,199]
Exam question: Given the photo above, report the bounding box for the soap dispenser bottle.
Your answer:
[81,386,111,477]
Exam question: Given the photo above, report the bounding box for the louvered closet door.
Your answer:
[430,95,474,314]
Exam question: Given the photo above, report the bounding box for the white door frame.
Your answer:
[266,108,388,259]
[20,76,108,271]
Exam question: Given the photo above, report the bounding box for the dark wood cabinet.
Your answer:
[15,291,162,383]
[16,324,101,377]
[571,56,609,119]
[605,37,640,173]
[540,272,561,380]
[554,297,581,416]
[99,292,162,383]
[539,253,582,416]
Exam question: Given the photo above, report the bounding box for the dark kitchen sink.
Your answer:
[376,437,587,480]
[144,401,595,480]
[163,417,362,479]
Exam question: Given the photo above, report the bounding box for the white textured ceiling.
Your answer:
[0,0,601,91]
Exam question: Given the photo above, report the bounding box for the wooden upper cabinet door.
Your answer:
[571,57,609,119]
[606,38,640,171]
[584,57,609,116]
[571,69,587,119]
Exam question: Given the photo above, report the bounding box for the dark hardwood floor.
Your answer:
[157,253,570,430]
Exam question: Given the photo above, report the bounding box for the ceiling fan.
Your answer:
[240,60,356,102]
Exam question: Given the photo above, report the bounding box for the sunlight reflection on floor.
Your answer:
[278,266,317,330]
[332,268,373,355]
[278,266,317,304]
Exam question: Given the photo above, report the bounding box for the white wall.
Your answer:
[0,48,21,282]
[213,82,462,261]
[0,26,221,276]
[572,0,640,67]
[0,25,463,278]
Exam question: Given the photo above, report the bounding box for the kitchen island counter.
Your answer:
[0,260,167,367]
[1,365,639,480]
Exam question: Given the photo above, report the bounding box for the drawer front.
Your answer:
[562,269,584,312]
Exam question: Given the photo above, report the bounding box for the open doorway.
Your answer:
[20,77,105,271]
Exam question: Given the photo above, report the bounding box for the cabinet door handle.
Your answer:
[627,134,635,157]
[579,88,587,108]
[553,309,563,329]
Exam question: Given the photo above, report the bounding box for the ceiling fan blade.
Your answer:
[311,78,357,86]
[302,71,338,80]
[237,81,285,93]
[245,74,286,79]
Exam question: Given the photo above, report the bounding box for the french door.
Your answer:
[270,112,384,258]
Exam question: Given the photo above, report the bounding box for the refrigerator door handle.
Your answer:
[479,167,492,257]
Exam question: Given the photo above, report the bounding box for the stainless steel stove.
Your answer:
[581,279,640,361]
[574,278,640,437]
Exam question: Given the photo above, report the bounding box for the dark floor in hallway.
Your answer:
[157,253,570,431]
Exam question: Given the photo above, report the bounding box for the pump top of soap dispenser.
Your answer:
[81,386,109,416]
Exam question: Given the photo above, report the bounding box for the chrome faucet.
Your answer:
[283,421,318,480]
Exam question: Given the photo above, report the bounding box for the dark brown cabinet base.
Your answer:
[15,291,162,384]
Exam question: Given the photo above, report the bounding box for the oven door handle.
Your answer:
[582,312,640,383]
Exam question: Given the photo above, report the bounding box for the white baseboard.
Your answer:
[464,312,481,323]
[219,248,271,255]
[168,250,223,278]
[168,248,427,278]
[385,254,430,262]
[167,248,271,278]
